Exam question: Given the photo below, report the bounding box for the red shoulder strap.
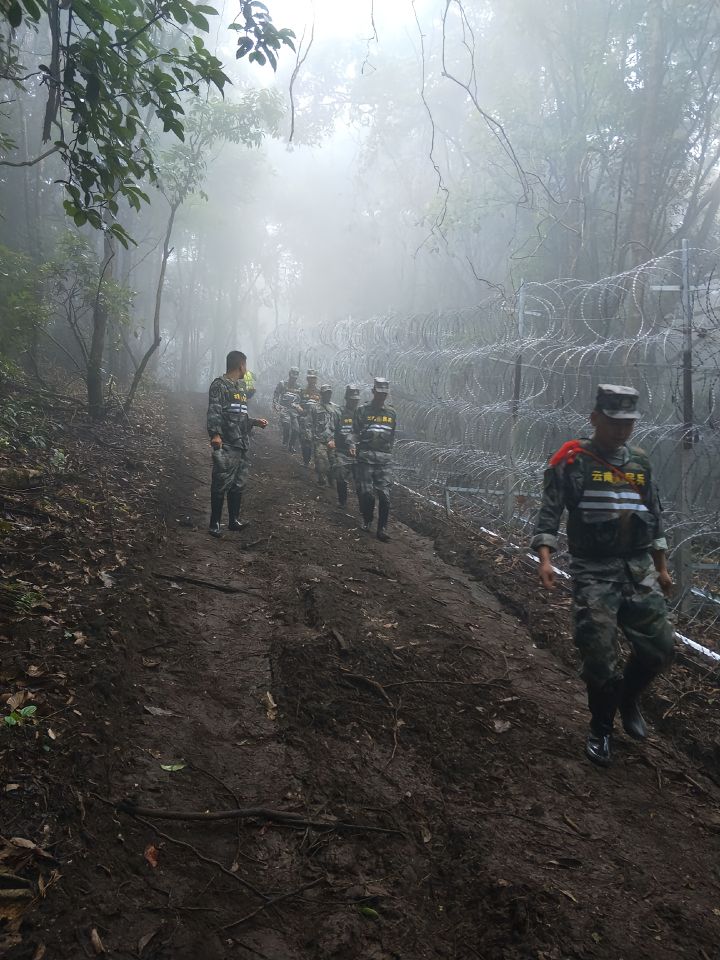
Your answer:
[548,439,585,467]
[549,441,646,499]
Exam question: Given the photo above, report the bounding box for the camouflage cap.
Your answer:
[345,384,361,398]
[306,369,318,378]
[373,377,390,394]
[595,384,640,420]
[320,383,332,394]
[289,366,299,376]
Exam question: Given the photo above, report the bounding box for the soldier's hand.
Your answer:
[657,569,673,596]
[211,434,222,449]
[328,439,335,450]
[256,419,268,429]
[538,558,556,590]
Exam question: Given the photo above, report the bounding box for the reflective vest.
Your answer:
[563,443,656,558]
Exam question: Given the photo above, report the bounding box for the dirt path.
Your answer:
[17,395,720,959]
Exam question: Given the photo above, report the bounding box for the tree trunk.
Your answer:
[623,8,665,271]
[124,200,178,413]
[87,229,114,419]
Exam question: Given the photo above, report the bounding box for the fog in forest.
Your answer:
[6,1,719,391]
[3,0,720,606]
[6,6,720,951]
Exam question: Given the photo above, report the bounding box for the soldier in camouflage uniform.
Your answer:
[272,366,301,451]
[207,350,268,538]
[349,378,397,543]
[531,385,674,766]
[311,384,341,487]
[296,369,322,467]
[328,384,361,508]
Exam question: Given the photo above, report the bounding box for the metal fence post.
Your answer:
[677,239,694,608]
[504,281,525,522]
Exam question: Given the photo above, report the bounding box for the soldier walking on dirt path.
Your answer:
[349,378,397,543]
[296,369,322,468]
[207,350,268,538]
[312,384,341,487]
[273,366,301,452]
[531,385,675,767]
[328,384,361,508]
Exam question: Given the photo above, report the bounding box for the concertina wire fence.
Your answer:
[257,246,720,648]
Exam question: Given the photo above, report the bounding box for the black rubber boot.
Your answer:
[620,659,654,740]
[209,493,224,538]
[585,684,618,767]
[289,430,298,453]
[227,491,248,532]
[360,494,374,531]
[282,423,290,447]
[336,480,348,507]
[377,497,391,542]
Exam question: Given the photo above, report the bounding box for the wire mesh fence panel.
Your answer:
[258,248,720,644]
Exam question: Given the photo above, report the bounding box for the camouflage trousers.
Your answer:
[334,451,356,485]
[279,409,299,449]
[573,574,675,690]
[298,417,313,464]
[211,444,249,496]
[355,458,392,505]
[314,440,336,483]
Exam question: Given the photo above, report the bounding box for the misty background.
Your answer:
[3,0,720,620]
[5,1,719,390]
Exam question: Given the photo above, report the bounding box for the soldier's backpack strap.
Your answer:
[548,439,647,500]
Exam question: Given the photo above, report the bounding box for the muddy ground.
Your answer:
[2,391,720,960]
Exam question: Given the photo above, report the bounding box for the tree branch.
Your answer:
[288,21,315,144]
[0,145,61,168]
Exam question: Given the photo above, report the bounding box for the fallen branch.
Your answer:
[131,814,270,902]
[383,676,507,688]
[1,501,65,524]
[241,537,271,550]
[331,627,350,654]
[153,572,262,596]
[340,670,395,707]
[218,877,324,934]
[116,800,403,836]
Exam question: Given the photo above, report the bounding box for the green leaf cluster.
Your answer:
[0,245,49,356]
[230,0,295,70]
[4,704,37,726]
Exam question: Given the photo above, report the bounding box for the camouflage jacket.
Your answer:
[531,439,667,580]
[311,401,341,442]
[296,387,322,418]
[351,402,397,462]
[273,379,300,408]
[333,404,357,454]
[207,375,256,449]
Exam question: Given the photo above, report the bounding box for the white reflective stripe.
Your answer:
[585,489,641,500]
[366,424,393,431]
[578,501,649,512]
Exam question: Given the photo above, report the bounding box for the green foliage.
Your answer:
[158,90,284,202]
[0,1,292,243]
[231,1,295,70]
[45,232,133,359]
[0,245,48,357]
[4,704,38,727]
